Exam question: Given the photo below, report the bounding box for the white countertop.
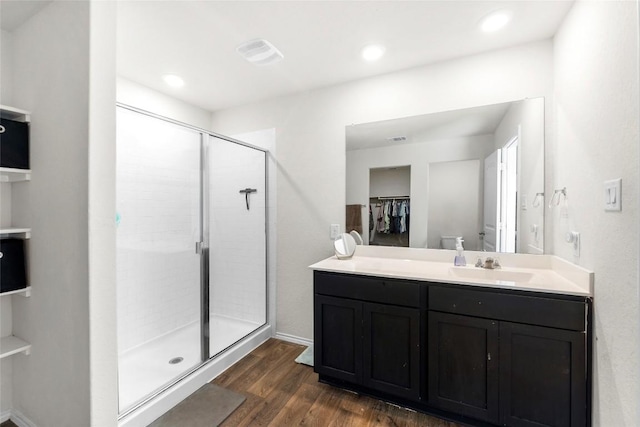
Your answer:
[309,246,593,297]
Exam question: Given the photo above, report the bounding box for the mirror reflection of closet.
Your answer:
[369,166,410,247]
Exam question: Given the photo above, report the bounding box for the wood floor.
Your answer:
[213,338,463,427]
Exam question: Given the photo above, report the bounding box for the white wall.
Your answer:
[428,159,481,250]
[552,1,639,425]
[87,2,118,424]
[348,134,493,248]
[211,40,554,340]
[369,167,411,198]
[0,27,15,418]
[11,1,92,424]
[9,1,118,425]
[1,30,13,104]
[117,77,212,130]
[1,298,12,417]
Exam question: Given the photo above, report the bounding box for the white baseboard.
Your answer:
[3,409,37,427]
[119,325,272,427]
[274,332,313,347]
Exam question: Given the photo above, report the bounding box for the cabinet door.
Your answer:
[428,312,500,423]
[362,303,420,401]
[500,322,586,427]
[314,295,363,383]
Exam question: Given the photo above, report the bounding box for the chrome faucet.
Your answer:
[475,256,501,269]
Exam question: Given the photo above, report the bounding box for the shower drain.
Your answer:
[168,357,184,365]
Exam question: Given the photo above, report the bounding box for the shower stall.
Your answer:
[115,105,268,415]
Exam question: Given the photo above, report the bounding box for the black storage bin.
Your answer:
[0,118,30,169]
[0,238,27,293]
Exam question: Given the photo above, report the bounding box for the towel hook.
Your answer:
[239,188,258,210]
[549,187,567,208]
[532,192,544,208]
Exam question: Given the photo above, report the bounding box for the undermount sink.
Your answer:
[449,267,534,283]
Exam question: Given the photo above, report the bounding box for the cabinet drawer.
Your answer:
[314,271,422,308]
[429,285,586,331]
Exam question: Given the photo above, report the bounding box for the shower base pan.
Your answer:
[118,314,261,412]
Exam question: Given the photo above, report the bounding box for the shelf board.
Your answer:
[0,228,31,238]
[0,286,31,297]
[0,104,31,122]
[0,168,31,183]
[0,335,31,359]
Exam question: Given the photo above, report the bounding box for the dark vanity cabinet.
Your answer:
[428,285,588,427]
[499,322,586,427]
[314,271,423,401]
[314,270,592,427]
[428,311,500,422]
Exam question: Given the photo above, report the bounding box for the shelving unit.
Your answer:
[0,104,32,360]
[0,167,31,183]
[0,287,31,298]
[0,104,30,122]
[0,336,31,359]
[0,228,31,239]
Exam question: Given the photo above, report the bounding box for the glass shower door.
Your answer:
[207,135,267,357]
[116,107,203,412]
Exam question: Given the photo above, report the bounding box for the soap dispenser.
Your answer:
[454,237,466,266]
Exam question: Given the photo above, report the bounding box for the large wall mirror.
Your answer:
[346,97,544,254]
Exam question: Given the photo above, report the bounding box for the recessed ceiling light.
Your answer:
[480,11,511,33]
[361,44,385,62]
[236,39,284,66]
[163,74,185,88]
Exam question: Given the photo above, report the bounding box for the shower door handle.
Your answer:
[196,241,204,254]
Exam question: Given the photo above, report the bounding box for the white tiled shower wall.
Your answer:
[209,138,267,325]
[116,108,201,353]
[116,108,269,353]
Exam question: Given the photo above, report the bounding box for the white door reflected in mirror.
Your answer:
[334,233,357,259]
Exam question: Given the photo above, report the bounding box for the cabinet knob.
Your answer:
[487,352,492,361]
[0,251,3,259]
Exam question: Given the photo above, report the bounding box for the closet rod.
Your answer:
[374,196,410,200]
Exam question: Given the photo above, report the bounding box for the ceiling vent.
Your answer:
[236,39,284,66]
[386,136,407,143]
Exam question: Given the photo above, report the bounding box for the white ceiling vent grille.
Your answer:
[386,136,407,142]
[236,39,284,66]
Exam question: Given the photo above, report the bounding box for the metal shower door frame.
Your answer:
[116,103,269,419]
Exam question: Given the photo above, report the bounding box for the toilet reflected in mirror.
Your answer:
[441,236,464,250]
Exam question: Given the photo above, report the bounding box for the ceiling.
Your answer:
[116,1,574,113]
[1,1,574,113]
[346,101,512,151]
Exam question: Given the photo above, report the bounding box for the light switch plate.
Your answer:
[330,224,341,239]
[604,178,622,211]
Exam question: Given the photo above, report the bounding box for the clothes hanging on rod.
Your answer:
[370,198,410,235]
